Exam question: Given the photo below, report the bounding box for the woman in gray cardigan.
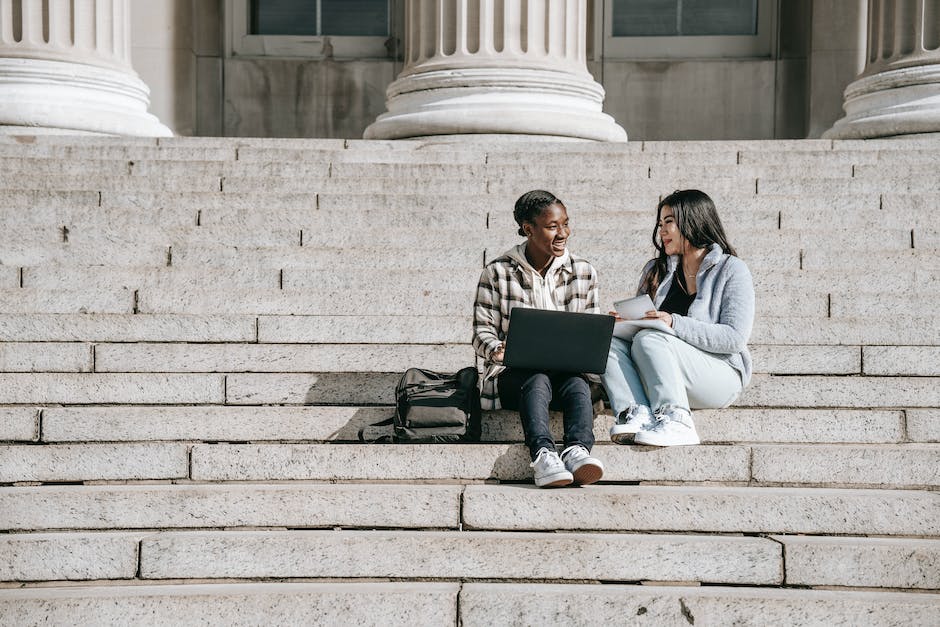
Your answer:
[602,189,755,447]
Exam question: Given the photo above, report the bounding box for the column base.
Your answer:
[824,64,940,139]
[364,68,627,142]
[0,57,171,137]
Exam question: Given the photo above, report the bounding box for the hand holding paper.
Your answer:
[611,295,676,340]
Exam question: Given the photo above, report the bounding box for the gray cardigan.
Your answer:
[642,243,755,386]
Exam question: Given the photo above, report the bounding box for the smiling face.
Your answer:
[524,202,570,260]
[657,204,687,256]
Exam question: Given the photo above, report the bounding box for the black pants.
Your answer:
[498,368,595,461]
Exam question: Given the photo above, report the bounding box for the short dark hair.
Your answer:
[513,190,563,237]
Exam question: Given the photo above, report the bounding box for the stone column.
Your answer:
[825,0,940,138]
[0,0,170,136]
[364,0,626,142]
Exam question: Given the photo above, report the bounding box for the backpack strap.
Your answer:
[357,416,396,443]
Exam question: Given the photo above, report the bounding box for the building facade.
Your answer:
[0,0,937,140]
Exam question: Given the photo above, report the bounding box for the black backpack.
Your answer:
[360,367,482,443]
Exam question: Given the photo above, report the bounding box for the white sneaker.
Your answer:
[634,406,700,447]
[530,447,574,488]
[609,404,653,444]
[561,445,604,485]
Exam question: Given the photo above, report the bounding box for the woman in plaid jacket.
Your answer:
[472,190,604,488]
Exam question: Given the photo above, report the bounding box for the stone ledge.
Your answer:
[0,443,190,483]
[776,536,940,589]
[0,532,141,582]
[138,530,782,584]
[0,582,458,626]
[459,583,940,625]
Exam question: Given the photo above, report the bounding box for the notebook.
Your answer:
[612,294,676,340]
[502,308,615,374]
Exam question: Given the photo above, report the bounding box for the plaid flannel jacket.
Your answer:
[472,251,600,410]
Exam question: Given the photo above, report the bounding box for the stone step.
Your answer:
[0,528,781,584]
[219,370,940,407]
[0,314,256,342]
[459,583,940,625]
[0,531,142,582]
[0,174,224,193]
[91,343,476,374]
[0,243,169,266]
[0,407,38,441]
[0,582,458,626]
[3,582,937,626]
[0,483,461,531]
[0,373,224,405]
[21,266,281,291]
[461,484,939,535]
[0,144,236,161]
[0,442,189,482]
[186,442,940,488]
[130,287,824,316]
[0,484,933,537]
[1,226,302,248]
[52,342,860,375]
[0,289,134,314]
[740,148,940,165]
[744,374,940,408]
[776,536,940,589]
[36,406,910,445]
[134,529,782,584]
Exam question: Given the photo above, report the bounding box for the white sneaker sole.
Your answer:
[609,426,638,444]
[535,471,574,488]
[633,431,700,447]
[570,461,604,485]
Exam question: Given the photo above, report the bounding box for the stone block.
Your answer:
[831,293,940,318]
[0,243,169,266]
[459,583,940,626]
[751,315,939,346]
[224,372,399,405]
[0,443,189,482]
[95,343,474,373]
[740,150,880,165]
[257,315,469,344]
[0,407,39,441]
[136,288,471,316]
[692,409,904,444]
[741,375,940,408]
[0,582,459,627]
[139,530,781,584]
[0,484,460,531]
[759,178,940,195]
[0,289,134,315]
[750,345,860,375]
[0,205,197,229]
[0,144,235,161]
[864,347,940,376]
[0,373,224,404]
[41,405,389,442]
[220,176,487,195]
[58,225,302,248]
[23,266,280,291]
[907,409,940,443]
[751,444,940,488]
[462,484,939,536]
[190,443,748,483]
[0,532,140,582]
[170,244,483,270]
[0,266,18,288]
[100,191,316,212]
[778,536,940,589]
[0,314,256,342]
[802,249,940,273]
[0,342,92,372]
[0,174,221,193]
[0,190,99,210]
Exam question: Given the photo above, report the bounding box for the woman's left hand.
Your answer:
[644,310,673,328]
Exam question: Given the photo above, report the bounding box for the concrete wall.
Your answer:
[129,1,864,140]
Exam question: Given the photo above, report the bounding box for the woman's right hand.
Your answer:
[609,311,623,321]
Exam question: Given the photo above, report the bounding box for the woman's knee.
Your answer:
[557,375,591,399]
[520,372,552,394]
[631,329,672,358]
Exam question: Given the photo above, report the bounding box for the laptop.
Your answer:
[502,308,615,374]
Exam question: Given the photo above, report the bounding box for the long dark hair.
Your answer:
[642,189,737,297]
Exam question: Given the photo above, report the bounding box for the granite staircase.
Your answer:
[0,135,938,625]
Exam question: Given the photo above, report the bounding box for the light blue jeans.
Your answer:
[602,329,742,416]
